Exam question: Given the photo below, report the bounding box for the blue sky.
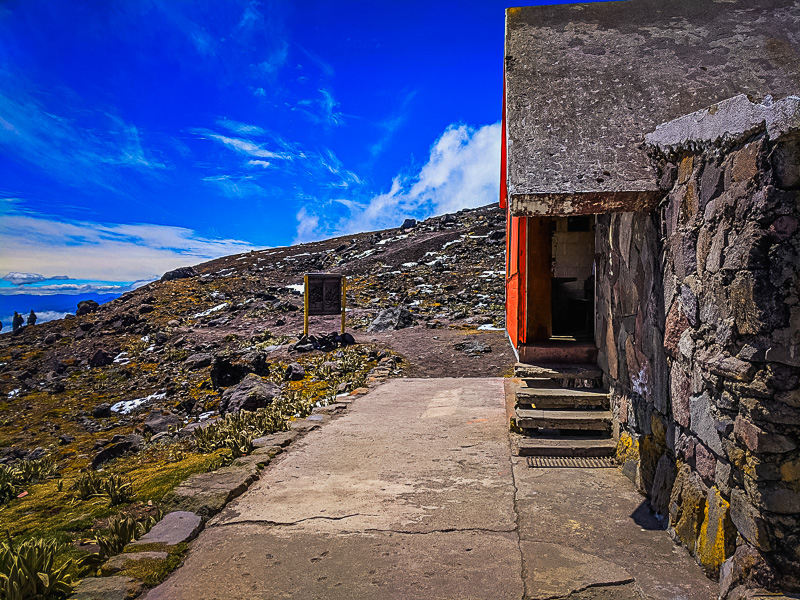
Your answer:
[0,0,572,283]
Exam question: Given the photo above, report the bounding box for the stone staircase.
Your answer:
[512,362,615,457]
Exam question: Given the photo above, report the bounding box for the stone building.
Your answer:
[501,1,800,596]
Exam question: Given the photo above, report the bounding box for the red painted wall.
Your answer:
[502,76,526,350]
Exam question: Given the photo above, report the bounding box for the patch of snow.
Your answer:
[286,283,305,294]
[111,391,167,415]
[113,352,130,365]
[140,335,150,342]
[375,234,409,246]
[477,324,504,331]
[442,239,462,250]
[401,262,418,268]
[8,388,20,398]
[198,411,216,421]
[352,249,376,260]
[192,302,229,318]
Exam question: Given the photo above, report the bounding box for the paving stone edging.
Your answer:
[70,360,395,599]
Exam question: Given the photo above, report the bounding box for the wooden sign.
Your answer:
[303,273,346,335]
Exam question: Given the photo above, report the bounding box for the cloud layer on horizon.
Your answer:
[0,207,257,281]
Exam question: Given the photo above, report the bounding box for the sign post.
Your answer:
[303,273,346,337]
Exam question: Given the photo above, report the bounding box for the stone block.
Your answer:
[670,464,708,552]
[71,576,144,600]
[700,160,725,208]
[770,139,800,190]
[698,486,736,577]
[730,488,772,551]
[731,141,762,184]
[663,301,690,359]
[723,223,768,272]
[741,396,800,426]
[680,284,699,327]
[161,465,259,518]
[705,227,727,273]
[128,511,202,549]
[715,458,733,497]
[703,353,756,382]
[101,551,168,576]
[690,392,724,455]
[734,416,797,454]
[671,364,692,428]
[695,442,716,483]
[650,454,677,517]
[747,480,800,514]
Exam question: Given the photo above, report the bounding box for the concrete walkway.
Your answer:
[146,378,716,600]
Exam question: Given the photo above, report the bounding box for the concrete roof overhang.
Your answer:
[504,0,800,217]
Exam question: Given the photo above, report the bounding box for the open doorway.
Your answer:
[550,216,595,341]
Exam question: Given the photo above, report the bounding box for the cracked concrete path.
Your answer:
[146,378,716,600]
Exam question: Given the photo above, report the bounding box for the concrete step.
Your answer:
[516,437,616,457]
[516,387,609,409]
[514,363,602,380]
[514,408,612,431]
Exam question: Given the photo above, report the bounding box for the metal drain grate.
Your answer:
[526,456,616,469]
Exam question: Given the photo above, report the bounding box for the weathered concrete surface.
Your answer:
[505,0,800,212]
[146,378,716,600]
[514,461,716,600]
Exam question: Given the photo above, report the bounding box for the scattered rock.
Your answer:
[219,374,280,415]
[93,403,112,419]
[92,434,144,469]
[161,266,197,281]
[453,337,492,355]
[144,410,182,434]
[89,349,114,368]
[185,353,213,370]
[367,306,416,333]
[76,300,100,316]
[284,362,306,381]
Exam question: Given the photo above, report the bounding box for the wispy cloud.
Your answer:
[298,122,501,240]
[0,78,165,191]
[0,204,257,281]
[193,129,291,160]
[370,90,417,156]
[294,88,344,127]
[216,118,266,136]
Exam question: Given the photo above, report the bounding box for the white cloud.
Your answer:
[294,206,321,244]
[319,122,501,237]
[0,208,257,281]
[247,159,271,168]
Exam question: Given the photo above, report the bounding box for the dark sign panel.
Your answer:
[306,274,342,316]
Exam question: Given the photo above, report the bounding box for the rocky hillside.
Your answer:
[0,203,511,577]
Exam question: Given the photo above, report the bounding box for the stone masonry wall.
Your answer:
[595,101,800,596]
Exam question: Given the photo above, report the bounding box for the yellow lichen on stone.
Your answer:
[781,459,800,491]
[616,431,639,463]
[697,486,735,577]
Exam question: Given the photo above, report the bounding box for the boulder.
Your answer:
[185,353,213,370]
[93,403,112,419]
[76,299,100,316]
[144,410,182,434]
[400,218,417,230]
[92,434,144,469]
[219,374,280,415]
[89,349,114,368]
[453,337,492,355]
[161,266,197,281]
[367,306,416,333]
[284,362,306,381]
